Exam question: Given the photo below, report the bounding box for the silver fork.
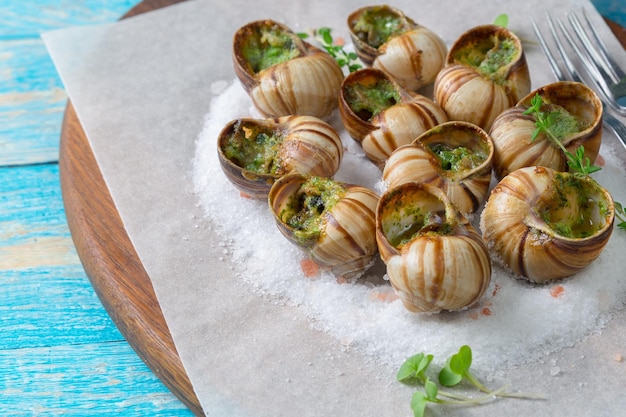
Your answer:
[567,9,626,116]
[531,11,626,150]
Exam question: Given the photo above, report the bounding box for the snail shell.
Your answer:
[382,121,494,216]
[489,81,603,180]
[268,173,380,279]
[338,68,448,168]
[434,24,531,130]
[376,182,491,313]
[233,20,344,119]
[480,166,614,283]
[217,115,343,199]
[347,5,447,91]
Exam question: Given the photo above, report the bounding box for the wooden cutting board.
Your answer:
[58,2,626,415]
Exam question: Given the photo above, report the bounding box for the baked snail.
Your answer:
[217,115,343,198]
[347,4,447,92]
[376,182,492,312]
[268,173,380,278]
[489,81,603,180]
[338,67,448,168]
[233,19,344,119]
[382,121,494,216]
[480,166,614,283]
[434,24,531,130]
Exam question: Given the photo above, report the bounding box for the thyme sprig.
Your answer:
[523,94,601,177]
[614,202,626,231]
[299,27,362,73]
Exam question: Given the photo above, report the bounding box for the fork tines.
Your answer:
[532,10,626,149]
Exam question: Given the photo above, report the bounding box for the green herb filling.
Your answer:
[223,122,283,174]
[381,189,451,249]
[281,177,347,243]
[538,173,609,238]
[345,79,401,121]
[454,37,517,83]
[429,143,487,174]
[242,25,302,73]
[352,7,410,49]
[542,103,587,141]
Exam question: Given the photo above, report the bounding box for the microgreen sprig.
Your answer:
[438,345,540,400]
[299,27,362,73]
[398,345,543,417]
[523,94,601,177]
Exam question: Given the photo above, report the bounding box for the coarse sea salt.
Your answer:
[192,78,626,373]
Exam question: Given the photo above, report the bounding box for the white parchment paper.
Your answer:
[43,0,626,415]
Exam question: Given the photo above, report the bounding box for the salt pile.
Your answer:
[192,78,626,373]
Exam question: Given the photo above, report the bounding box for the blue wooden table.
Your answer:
[0,1,624,415]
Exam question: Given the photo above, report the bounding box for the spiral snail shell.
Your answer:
[268,173,380,278]
[347,5,447,92]
[376,182,491,313]
[489,81,603,180]
[217,115,343,199]
[434,24,531,130]
[338,68,448,168]
[382,121,494,216]
[233,19,344,119]
[480,166,614,283]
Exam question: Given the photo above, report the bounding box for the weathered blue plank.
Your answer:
[0,38,66,165]
[0,0,137,166]
[0,342,192,416]
[0,164,67,227]
[0,265,124,350]
[593,0,626,27]
[0,163,192,415]
[0,0,137,39]
[0,168,117,350]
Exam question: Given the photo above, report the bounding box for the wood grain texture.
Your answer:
[61,102,201,415]
[57,1,626,416]
[59,1,201,415]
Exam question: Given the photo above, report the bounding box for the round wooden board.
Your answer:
[59,2,626,416]
[59,0,201,415]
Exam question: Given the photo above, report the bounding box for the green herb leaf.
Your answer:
[614,201,626,230]
[397,352,433,385]
[424,379,439,400]
[494,13,509,28]
[320,27,333,44]
[565,146,601,176]
[438,345,472,387]
[410,392,429,417]
[438,361,463,387]
[449,345,472,374]
[305,27,362,72]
